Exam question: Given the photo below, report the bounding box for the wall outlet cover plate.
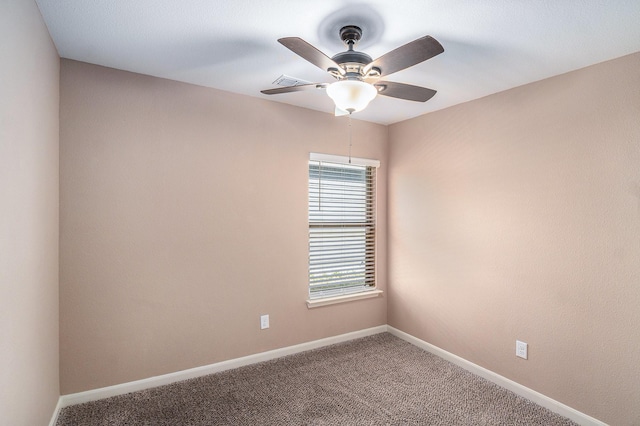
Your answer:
[260,314,269,329]
[516,340,528,359]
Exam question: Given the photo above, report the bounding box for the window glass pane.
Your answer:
[308,158,376,299]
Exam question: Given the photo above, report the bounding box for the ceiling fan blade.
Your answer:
[374,81,437,102]
[261,83,327,95]
[278,37,345,76]
[364,36,444,78]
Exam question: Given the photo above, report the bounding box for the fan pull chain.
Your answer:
[348,113,352,164]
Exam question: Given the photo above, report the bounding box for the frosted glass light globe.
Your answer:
[326,80,378,113]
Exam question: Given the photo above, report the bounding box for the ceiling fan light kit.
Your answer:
[261,25,444,115]
[326,79,378,113]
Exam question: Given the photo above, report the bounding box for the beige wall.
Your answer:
[0,0,60,425]
[388,51,640,425]
[59,60,388,394]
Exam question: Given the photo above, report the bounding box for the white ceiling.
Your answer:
[36,0,640,125]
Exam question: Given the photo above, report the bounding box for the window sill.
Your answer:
[306,289,383,309]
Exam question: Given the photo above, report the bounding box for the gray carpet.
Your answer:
[56,333,578,425]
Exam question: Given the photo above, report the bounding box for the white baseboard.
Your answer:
[386,326,607,426]
[52,324,606,426]
[57,325,387,409]
[48,396,63,426]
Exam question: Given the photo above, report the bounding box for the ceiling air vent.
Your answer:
[272,74,311,87]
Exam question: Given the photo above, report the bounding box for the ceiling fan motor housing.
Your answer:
[330,26,374,79]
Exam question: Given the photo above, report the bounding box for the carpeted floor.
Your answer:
[56,333,578,425]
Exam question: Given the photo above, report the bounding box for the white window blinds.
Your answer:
[308,154,378,299]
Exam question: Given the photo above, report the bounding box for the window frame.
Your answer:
[306,153,382,308]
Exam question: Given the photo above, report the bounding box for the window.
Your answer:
[308,153,379,302]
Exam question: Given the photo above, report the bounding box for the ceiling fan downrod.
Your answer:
[340,25,362,49]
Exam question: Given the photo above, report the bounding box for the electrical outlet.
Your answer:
[516,340,528,359]
[260,314,269,330]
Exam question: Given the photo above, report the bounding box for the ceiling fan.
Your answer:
[261,25,444,115]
